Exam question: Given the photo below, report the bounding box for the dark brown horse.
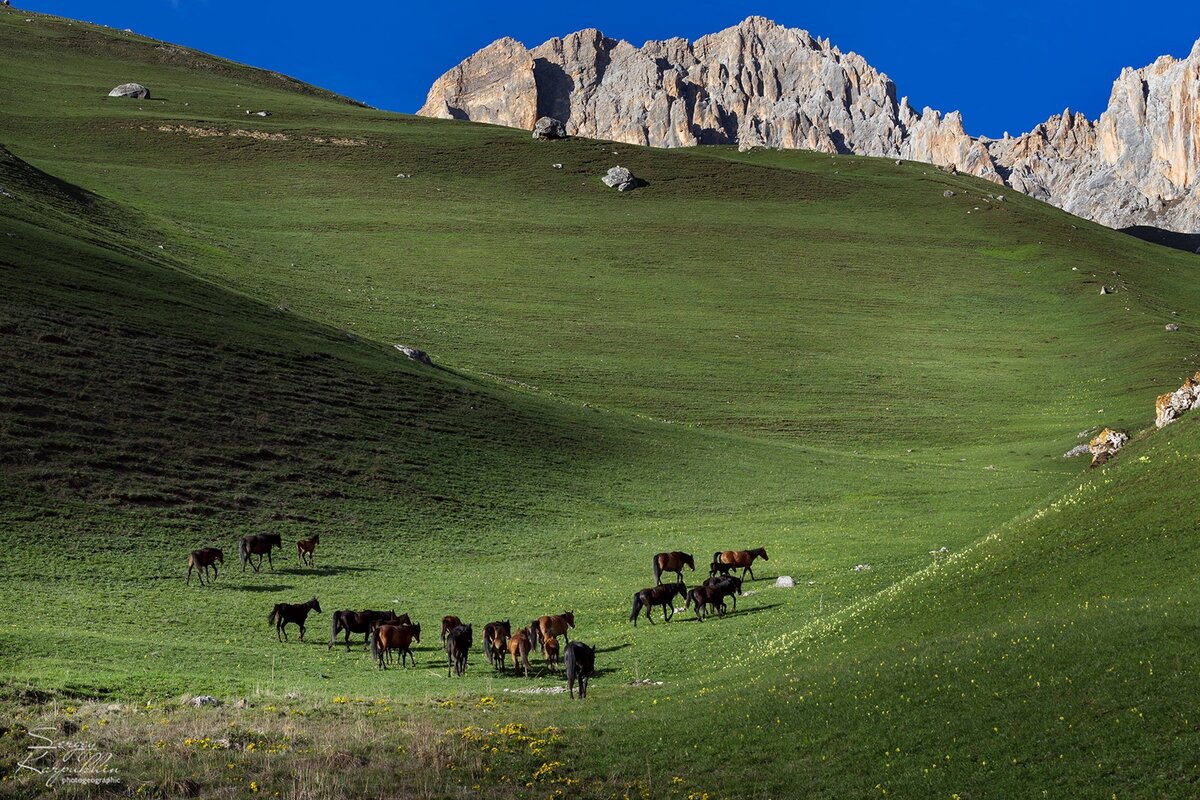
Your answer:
[565,641,595,699]
[543,635,560,672]
[440,615,462,644]
[296,533,319,567]
[685,585,724,621]
[483,620,510,672]
[653,551,695,584]
[328,609,403,651]
[507,627,533,677]
[186,547,223,585]
[240,533,282,573]
[371,623,420,669]
[630,582,687,626]
[530,612,574,653]
[712,547,769,581]
[268,597,322,641]
[703,575,743,612]
[445,624,472,677]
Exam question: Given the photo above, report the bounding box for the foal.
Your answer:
[186,547,223,586]
[296,533,319,567]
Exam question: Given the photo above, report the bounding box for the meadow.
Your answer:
[1,8,1198,798]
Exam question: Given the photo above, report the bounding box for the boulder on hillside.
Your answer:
[1088,427,1129,468]
[190,695,221,708]
[601,166,639,192]
[1154,371,1200,428]
[943,190,955,198]
[108,83,150,99]
[1062,444,1090,459]
[394,344,432,366]
[532,116,566,140]
[1166,322,1181,332]
[774,575,795,588]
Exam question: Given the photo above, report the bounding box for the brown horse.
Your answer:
[440,615,462,644]
[186,547,223,585]
[268,597,322,641]
[240,533,282,573]
[483,620,510,672]
[507,628,533,677]
[296,533,319,567]
[329,609,403,651]
[685,585,724,621]
[530,612,574,653]
[653,551,695,584]
[544,635,560,672]
[712,548,769,581]
[371,623,420,669]
[630,582,688,626]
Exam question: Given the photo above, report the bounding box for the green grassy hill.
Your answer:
[0,7,1198,799]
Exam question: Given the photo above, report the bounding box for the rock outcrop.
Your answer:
[1155,371,1200,428]
[601,166,637,191]
[420,18,1200,233]
[108,82,150,99]
[1088,428,1129,468]
[532,116,566,140]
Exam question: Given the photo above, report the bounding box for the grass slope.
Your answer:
[0,7,1197,799]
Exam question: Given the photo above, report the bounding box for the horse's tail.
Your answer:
[483,632,494,662]
[240,538,249,569]
[712,551,722,566]
[652,554,662,584]
[268,606,278,626]
[370,629,380,666]
[630,592,643,622]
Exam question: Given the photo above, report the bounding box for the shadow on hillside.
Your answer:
[229,583,293,592]
[276,565,378,577]
[1122,225,1200,255]
[594,642,632,654]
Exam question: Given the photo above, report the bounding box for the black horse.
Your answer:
[629,582,687,626]
[564,641,595,699]
[268,597,322,642]
[240,533,282,573]
[709,560,740,579]
[445,624,473,677]
[702,575,743,612]
[328,609,402,651]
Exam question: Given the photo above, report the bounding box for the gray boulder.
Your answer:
[190,695,221,708]
[1166,323,1181,332]
[1063,444,1090,458]
[108,83,150,99]
[394,344,432,365]
[943,190,955,198]
[532,116,566,140]
[602,166,638,192]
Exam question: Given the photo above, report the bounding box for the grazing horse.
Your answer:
[483,620,511,672]
[296,533,319,567]
[530,612,574,653]
[708,560,740,579]
[240,533,282,573]
[507,627,533,677]
[371,623,420,669]
[685,585,725,621]
[564,641,595,699]
[712,547,769,581]
[328,609,402,651]
[629,582,687,626]
[445,624,473,677]
[440,615,462,644]
[543,635,560,672]
[653,551,695,584]
[703,575,744,612]
[268,597,322,642]
[186,547,223,586]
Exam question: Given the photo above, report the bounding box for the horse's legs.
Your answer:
[299,622,306,642]
[267,550,274,572]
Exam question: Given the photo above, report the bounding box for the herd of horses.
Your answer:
[190,534,769,700]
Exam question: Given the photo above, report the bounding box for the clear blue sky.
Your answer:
[20,0,1200,138]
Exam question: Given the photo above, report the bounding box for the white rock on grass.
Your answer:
[774,575,795,588]
[108,82,150,99]
[601,166,638,191]
[190,695,221,707]
[394,344,432,365]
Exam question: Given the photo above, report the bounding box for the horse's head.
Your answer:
[269,533,282,549]
[501,620,511,635]
[675,581,688,597]
[758,548,769,561]
[684,553,695,570]
[311,598,322,613]
[214,549,224,563]
[412,623,421,643]
[564,612,575,628]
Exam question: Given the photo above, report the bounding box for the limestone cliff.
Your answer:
[419,17,1200,233]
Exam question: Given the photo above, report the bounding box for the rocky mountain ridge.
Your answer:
[419,17,1200,234]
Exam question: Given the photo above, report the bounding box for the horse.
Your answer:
[530,612,574,653]
[370,623,420,669]
[629,582,687,626]
[268,597,322,642]
[186,547,223,586]
[296,533,319,567]
[708,560,739,579]
[703,575,743,612]
[507,627,533,677]
[712,547,769,581]
[653,551,695,584]
[328,609,402,651]
[685,585,725,621]
[240,533,282,573]
[483,620,511,672]
[445,624,473,677]
[440,615,462,644]
[544,635,560,673]
[564,641,595,699]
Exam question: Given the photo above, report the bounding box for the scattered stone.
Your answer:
[502,686,568,695]
[774,575,795,588]
[943,190,955,198]
[1088,427,1129,468]
[395,173,411,179]
[601,166,639,191]
[894,159,903,165]
[996,195,1006,202]
[394,344,432,365]
[1155,371,1200,428]
[108,82,150,99]
[853,563,872,572]
[1063,443,1090,458]
[1166,323,1181,332]
[0,186,13,199]
[929,546,949,558]
[1100,285,1112,294]
[532,116,566,140]
[245,110,272,117]
[551,163,562,169]
[190,695,221,708]
[235,699,249,708]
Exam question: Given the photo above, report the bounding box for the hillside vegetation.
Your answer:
[0,8,1198,799]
